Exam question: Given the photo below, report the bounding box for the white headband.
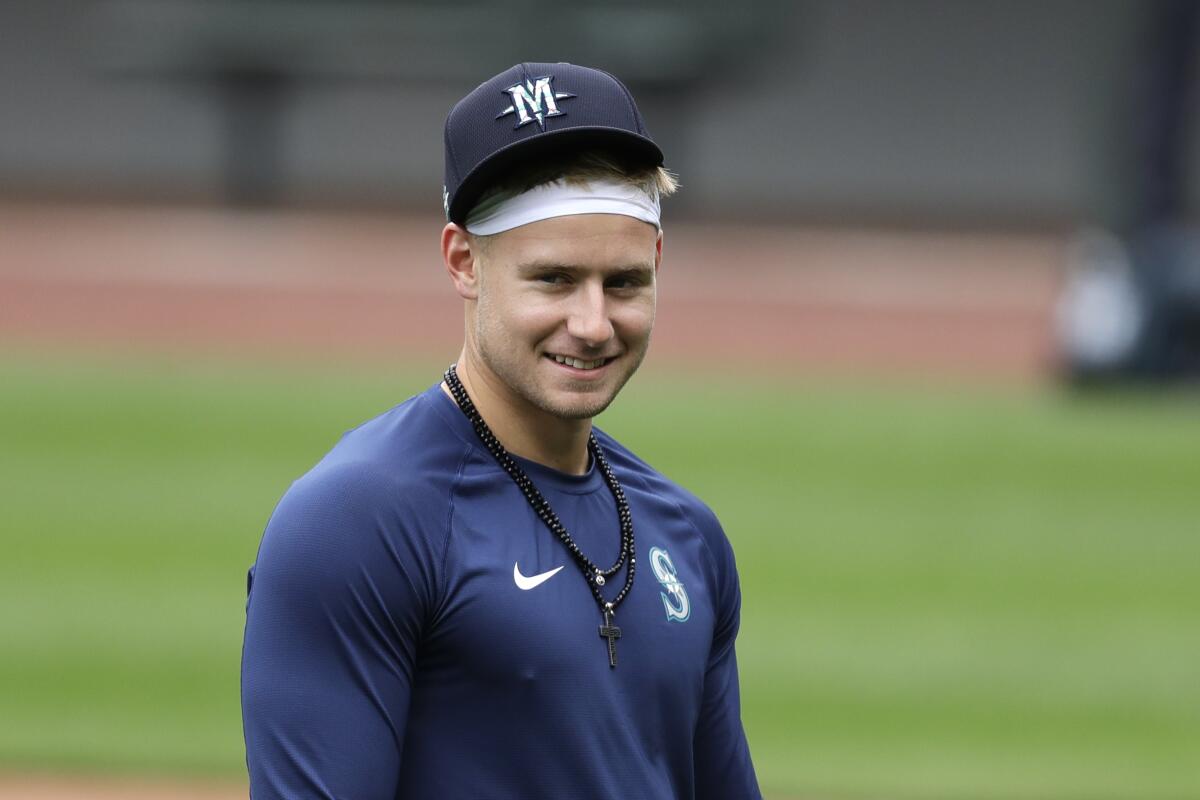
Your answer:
[464,178,660,236]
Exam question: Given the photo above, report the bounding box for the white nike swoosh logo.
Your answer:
[513,562,564,591]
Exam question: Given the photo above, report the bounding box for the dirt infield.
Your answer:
[0,203,1067,799]
[0,774,244,800]
[0,203,1067,382]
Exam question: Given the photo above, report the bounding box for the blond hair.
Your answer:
[472,149,677,214]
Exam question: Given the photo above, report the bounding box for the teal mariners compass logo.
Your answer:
[649,546,690,622]
[496,76,576,130]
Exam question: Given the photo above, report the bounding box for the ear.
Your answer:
[654,229,663,274]
[442,223,480,300]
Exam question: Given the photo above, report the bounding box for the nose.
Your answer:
[566,281,614,346]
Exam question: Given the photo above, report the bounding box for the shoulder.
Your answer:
[254,389,471,608]
[264,388,475,557]
[593,428,732,567]
[296,387,475,504]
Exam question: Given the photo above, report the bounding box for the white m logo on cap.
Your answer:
[497,76,576,131]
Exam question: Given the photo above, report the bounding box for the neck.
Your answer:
[444,353,593,475]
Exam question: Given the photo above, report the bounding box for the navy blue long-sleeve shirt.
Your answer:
[241,383,761,799]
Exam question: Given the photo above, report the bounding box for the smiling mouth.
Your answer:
[545,354,614,371]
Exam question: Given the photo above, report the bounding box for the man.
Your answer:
[241,62,762,799]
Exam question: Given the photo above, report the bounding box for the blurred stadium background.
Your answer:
[2,1,1199,798]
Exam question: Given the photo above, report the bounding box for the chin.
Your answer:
[536,390,618,421]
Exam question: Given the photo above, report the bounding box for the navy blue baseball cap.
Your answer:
[442,62,664,225]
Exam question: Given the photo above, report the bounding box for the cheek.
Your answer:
[480,286,562,336]
[613,297,657,335]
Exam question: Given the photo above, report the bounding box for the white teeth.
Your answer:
[551,355,606,370]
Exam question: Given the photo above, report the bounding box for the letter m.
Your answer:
[504,77,563,130]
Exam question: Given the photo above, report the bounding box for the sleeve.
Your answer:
[240,461,444,799]
[692,507,763,800]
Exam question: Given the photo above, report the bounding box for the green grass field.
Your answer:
[1,352,1198,798]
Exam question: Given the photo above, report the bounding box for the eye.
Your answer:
[536,271,570,285]
[607,272,650,290]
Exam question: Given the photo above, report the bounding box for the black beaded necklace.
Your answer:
[443,364,635,668]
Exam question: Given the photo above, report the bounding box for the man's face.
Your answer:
[468,213,661,421]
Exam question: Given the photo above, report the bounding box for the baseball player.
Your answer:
[241,62,762,799]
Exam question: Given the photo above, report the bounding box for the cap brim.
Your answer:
[448,126,664,226]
